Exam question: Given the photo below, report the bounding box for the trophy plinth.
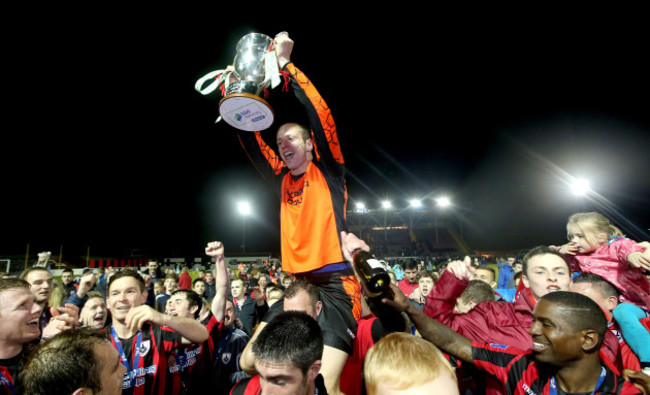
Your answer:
[219,91,274,132]
[195,32,280,131]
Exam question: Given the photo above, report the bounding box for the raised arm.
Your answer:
[63,272,96,307]
[206,241,228,322]
[276,33,343,173]
[125,305,209,344]
[383,283,475,363]
[423,258,473,326]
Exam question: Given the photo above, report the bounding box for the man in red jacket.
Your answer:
[424,246,575,394]
[397,259,419,299]
[178,267,192,290]
[424,246,573,350]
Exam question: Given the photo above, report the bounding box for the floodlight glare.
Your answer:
[410,199,422,208]
[356,202,366,209]
[382,200,392,209]
[571,179,591,196]
[238,201,251,216]
[436,197,451,207]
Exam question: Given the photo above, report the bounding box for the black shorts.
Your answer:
[263,264,361,355]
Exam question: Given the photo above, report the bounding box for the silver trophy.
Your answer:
[195,33,279,131]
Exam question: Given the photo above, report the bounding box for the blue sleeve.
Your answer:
[63,291,87,308]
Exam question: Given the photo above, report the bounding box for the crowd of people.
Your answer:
[3,32,650,394]
[1,220,650,394]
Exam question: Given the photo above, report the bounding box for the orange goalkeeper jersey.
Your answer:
[238,63,347,273]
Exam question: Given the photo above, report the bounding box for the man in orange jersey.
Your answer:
[237,32,361,394]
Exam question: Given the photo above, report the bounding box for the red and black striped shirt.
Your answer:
[471,341,640,394]
[108,324,183,395]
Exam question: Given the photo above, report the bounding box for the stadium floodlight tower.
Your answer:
[237,201,252,253]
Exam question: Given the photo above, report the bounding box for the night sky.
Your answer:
[3,9,649,261]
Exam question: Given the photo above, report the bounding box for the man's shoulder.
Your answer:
[397,278,413,286]
[231,328,250,340]
[229,375,260,395]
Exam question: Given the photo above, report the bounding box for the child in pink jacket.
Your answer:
[555,212,650,374]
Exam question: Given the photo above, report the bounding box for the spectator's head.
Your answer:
[265,285,284,307]
[225,299,243,329]
[231,278,245,299]
[163,273,179,293]
[283,278,321,320]
[250,268,261,279]
[530,291,607,366]
[79,291,108,329]
[167,289,202,319]
[402,259,419,283]
[416,270,437,298]
[281,274,293,289]
[20,267,53,306]
[192,278,206,297]
[153,279,165,296]
[20,327,125,395]
[276,123,314,175]
[258,275,269,289]
[571,273,619,322]
[506,256,516,266]
[470,266,496,288]
[364,332,459,395]
[205,271,214,283]
[566,212,624,254]
[253,311,323,394]
[0,278,42,349]
[106,270,147,322]
[521,246,572,301]
[512,262,523,274]
[147,260,159,276]
[454,280,496,314]
[61,268,74,285]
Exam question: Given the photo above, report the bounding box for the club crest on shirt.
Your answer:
[138,340,151,357]
[221,352,232,365]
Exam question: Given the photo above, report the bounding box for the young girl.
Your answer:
[555,212,650,372]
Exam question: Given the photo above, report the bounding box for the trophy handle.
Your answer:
[195,70,238,96]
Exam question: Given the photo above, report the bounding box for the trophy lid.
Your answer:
[235,33,273,51]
